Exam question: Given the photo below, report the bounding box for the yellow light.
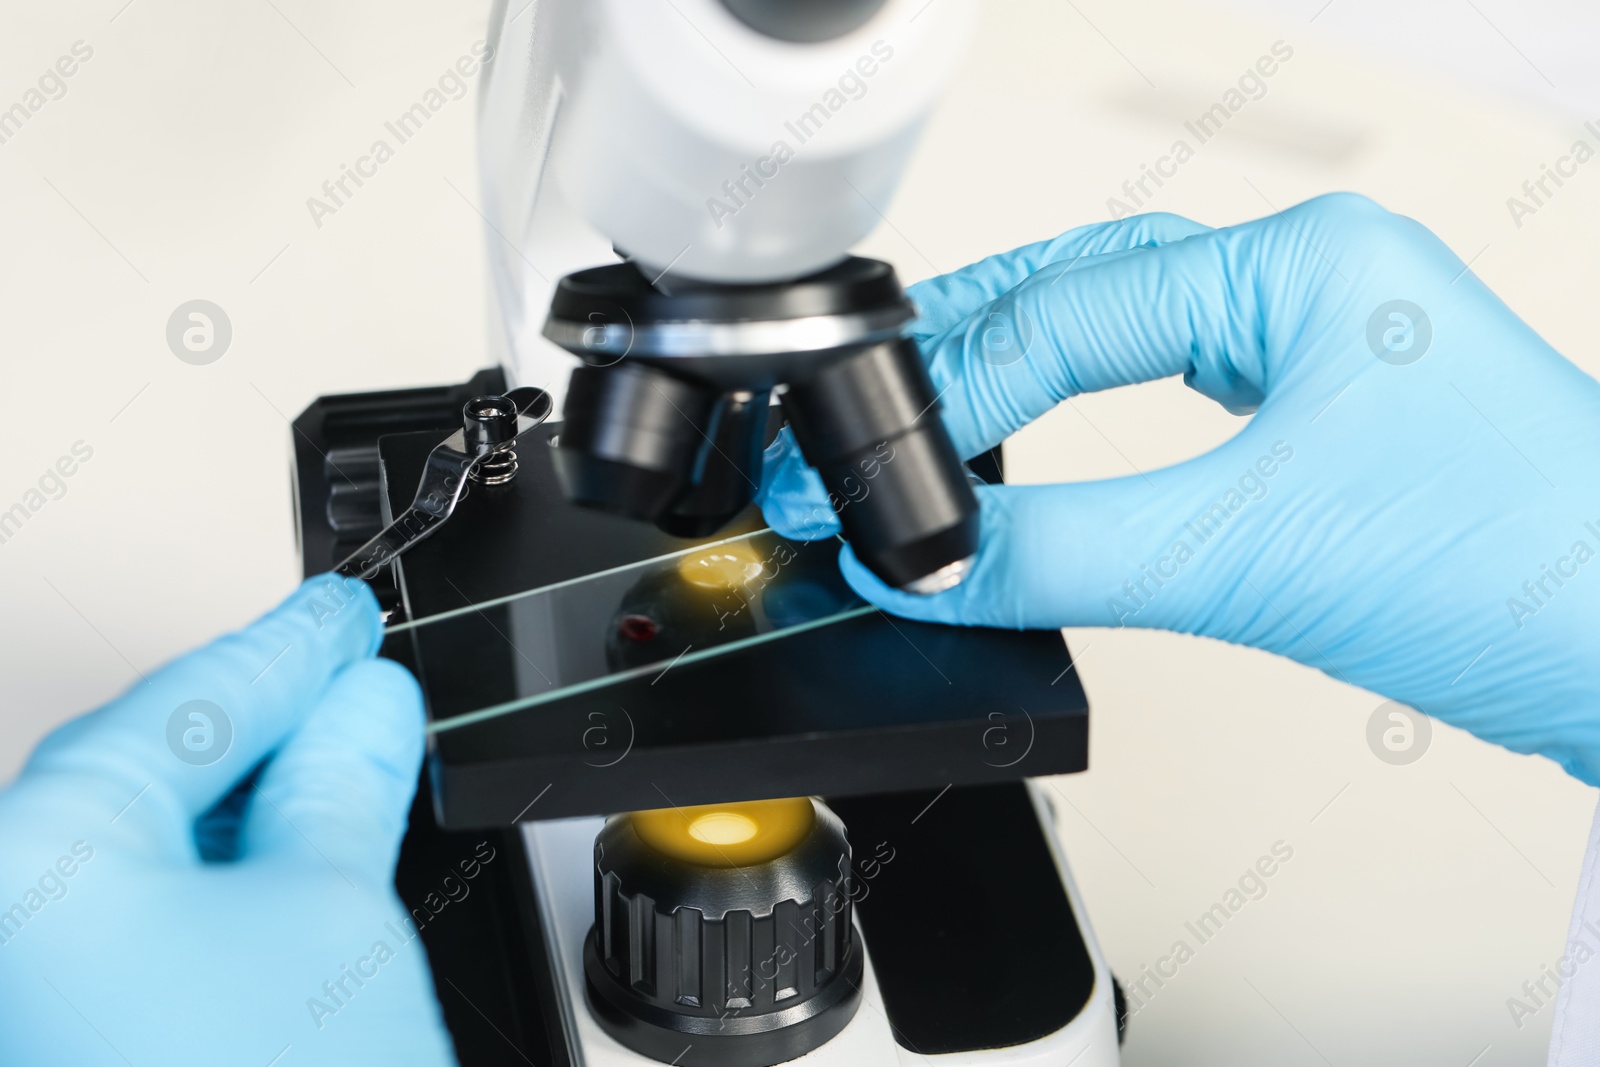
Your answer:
[676,542,764,591]
[629,797,815,867]
[688,811,759,845]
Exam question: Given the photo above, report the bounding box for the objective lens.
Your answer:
[653,388,771,539]
[553,362,769,536]
[552,362,715,523]
[542,257,979,591]
[781,338,979,592]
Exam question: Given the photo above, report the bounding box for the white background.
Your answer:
[2,1,1599,1064]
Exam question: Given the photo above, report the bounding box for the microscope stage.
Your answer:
[375,420,1089,828]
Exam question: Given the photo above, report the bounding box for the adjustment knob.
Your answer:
[584,797,862,1067]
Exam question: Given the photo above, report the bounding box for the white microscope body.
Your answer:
[477,0,973,395]
[473,3,1123,1063]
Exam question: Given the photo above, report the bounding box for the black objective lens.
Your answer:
[552,362,718,523]
[656,388,771,539]
[543,257,980,593]
[553,362,770,535]
[781,339,978,592]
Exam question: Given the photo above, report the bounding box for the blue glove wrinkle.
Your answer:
[243,656,426,887]
[903,212,1212,342]
[756,429,839,541]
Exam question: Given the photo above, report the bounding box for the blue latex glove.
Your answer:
[0,577,458,1065]
[761,195,1600,784]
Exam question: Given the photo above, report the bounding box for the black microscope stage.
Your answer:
[292,374,1100,1066]
[373,408,1087,827]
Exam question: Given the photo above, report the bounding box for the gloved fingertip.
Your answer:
[838,544,960,623]
[757,435,843,542]
[760,426,799,466]
[294,573,385,657]
[766,504,842,542]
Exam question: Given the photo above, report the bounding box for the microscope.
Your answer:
[289,1,1123,1063]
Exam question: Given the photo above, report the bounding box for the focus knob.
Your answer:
[584,797,862,1067]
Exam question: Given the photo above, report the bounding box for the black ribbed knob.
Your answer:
[584,798,863,1067]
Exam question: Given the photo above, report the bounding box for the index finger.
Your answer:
[905,213,1213,340]
[918,194,1419,459]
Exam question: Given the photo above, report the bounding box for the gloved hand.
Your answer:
[0,577,457,1066]
[761,194,1600,784]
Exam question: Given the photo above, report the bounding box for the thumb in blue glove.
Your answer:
[0,576,458,1066]
[761,196,1600,785]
